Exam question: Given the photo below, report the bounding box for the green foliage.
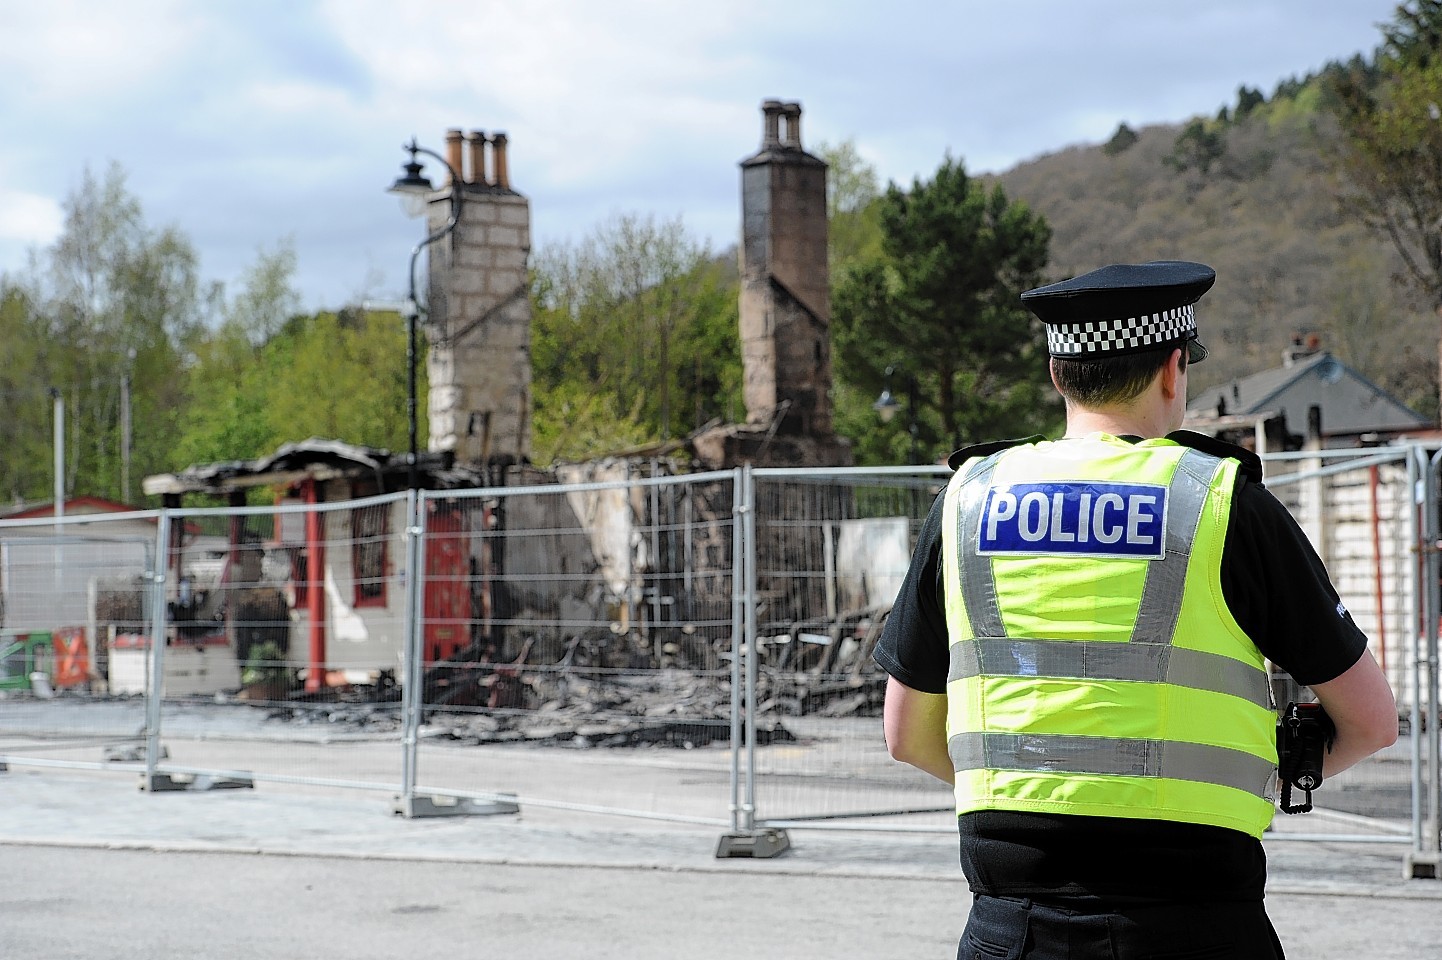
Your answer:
[1235,85,1266,120]
[0,283,54,501]
[1164,118,1227,176]
[266,307,415,448]
[1327,0,1442,309]
[2,163,206,504]
[240,640,290,688]
[816,139,885,280]
[1103,123,1140,156]
[529,213,741,464]
[1382,0,1442,68]
[175,305,417,468]
[172,242,304,468]
[832,157,1058,464]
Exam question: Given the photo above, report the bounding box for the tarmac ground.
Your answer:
[1,764,1440,959]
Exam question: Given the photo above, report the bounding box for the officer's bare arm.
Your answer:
[1309,649,1398,778]
[883,677,955,785]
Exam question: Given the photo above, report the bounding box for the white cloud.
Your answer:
[0,0,206,104]
[318,0,764,185]
[0,189,64,245]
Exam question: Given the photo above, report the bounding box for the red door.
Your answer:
[423,504,471,663]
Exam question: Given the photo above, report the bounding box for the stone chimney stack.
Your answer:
[738,99,835,437]
[421,127,532,470]
[692,100,850,468]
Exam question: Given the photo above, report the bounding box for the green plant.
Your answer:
[241,640,289,688]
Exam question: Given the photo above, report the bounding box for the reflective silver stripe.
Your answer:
[955,452,1008,640]
[947,638,1272,710]
[1130,448,1223,644]
[948,731,1275,797]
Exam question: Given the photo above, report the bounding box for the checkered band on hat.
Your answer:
[1045,304,1196,357]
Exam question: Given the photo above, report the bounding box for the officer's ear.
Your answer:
[1159,347,1185,401]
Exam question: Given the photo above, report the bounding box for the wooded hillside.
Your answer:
[992,83,1436,418]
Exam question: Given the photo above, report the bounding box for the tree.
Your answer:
[1381,0,1442,67]
[1103,123,1140,157]
[1328,2,1442,310]
[529,213,741,464]
[175,303,417,469]
[1235,85,1266,121]
[16,163,207,503]
[265,307,414,449]
[817,139,884,279]
[1164,119,1227,176]
[174,242,305,468]
[1328,1,1442,418]
[832,156,1058,465]
[0,282,53,501]
[1319,248,1438,420]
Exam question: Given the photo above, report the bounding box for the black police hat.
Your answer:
[1021,261,1215,362]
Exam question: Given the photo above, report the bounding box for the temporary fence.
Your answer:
[0,446,1438,874]
[1258,445,1435,874]
[400,468,743,826]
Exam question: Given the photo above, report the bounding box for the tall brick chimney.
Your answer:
[420,128,532,470]
[691,100,850,468]
[739,99,835,437]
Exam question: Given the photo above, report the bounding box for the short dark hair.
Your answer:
[1051,340,1186,407]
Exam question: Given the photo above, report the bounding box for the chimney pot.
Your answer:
[467,130,488,186]
[780,101,802,148]
[445,129,465,187]
[492,132,510,191]
[761,99,784,147]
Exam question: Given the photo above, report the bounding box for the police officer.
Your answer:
[875,261,1398,959]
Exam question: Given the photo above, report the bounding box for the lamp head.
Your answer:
[872,389,900,423]
[388,140,435,218]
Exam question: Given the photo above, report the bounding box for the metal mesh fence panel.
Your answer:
[145,495,410,794]
[743,453,1429,845]
[408,469,742,825]
[746,468,953,830]
[1262,448,1418,840]
[0,512,164,773]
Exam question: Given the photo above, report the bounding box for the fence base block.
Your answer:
[139,772,255,792]
[391,793,520,819]
[715,828,791,859]
[1404,851,1440,879]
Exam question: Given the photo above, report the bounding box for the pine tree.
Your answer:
[833,157,1057,464]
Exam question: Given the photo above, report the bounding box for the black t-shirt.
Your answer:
[872,434,1370,903]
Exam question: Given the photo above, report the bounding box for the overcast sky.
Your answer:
[0,0,1402,312]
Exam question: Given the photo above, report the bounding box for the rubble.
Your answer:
[190,607,892,749]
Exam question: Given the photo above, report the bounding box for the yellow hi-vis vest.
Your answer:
[941,433,1278,838]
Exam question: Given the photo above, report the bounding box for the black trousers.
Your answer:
[958,894,1285,960]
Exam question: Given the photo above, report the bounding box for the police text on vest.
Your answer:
[977,482,1167,559]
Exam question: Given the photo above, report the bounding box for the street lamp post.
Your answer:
[873,365,922,464]
[387,138,464,490]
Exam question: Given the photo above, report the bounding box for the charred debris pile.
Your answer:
[261,616,889,749]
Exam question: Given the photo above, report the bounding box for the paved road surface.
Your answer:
[2,768,1441,958]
